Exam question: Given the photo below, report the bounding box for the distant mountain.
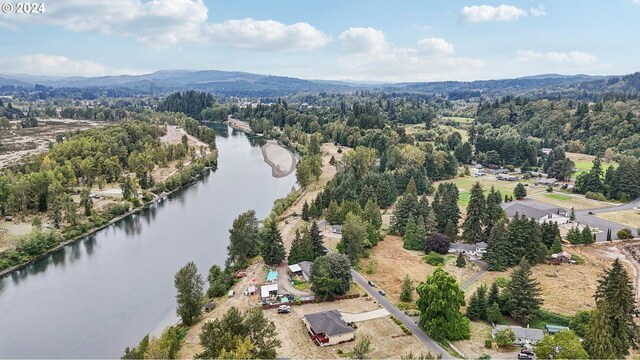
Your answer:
[1,69,638,98]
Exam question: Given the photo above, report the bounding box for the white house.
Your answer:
[449,242,487,258]
[492,325,544,346]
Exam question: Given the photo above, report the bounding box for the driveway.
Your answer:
[460,259,488,290]
[351,270,454,359]
[340,308,390,322]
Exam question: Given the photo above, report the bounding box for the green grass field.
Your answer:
[573,160,617,176]
[544,193,572,201]
[435,176,543,208]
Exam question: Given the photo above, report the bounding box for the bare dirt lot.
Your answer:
[0,119,103,168]
[365,235,479,305]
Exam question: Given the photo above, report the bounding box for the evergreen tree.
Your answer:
[261,221,286,266]
[593,258,637,358]
[309,221,325,259]
[584,300,617,360]
[513,183,527,200]
[540,221,560,249]
[417,268,470,341]
[327,200,342,224]
[414,216,428,251]
[486,302,503,324]
[569,206,576,221]
[485,186,503,234]
[463,182,486,243]
[484,219,511,271]
[174,262,204,326]
[433,183,460,233]
[339,213,368,264]
[581,224,595,244]
[507,214,545,264]
[403,215,418,250]
[444,219,458,242]
[406,177,418,195]
[301,201,310,221]
[585,157,605,194]
[400,274,414,302]
[606,228,612,242]
[487,282,500,306]
[507,258,543,324]
[363,198,382,230]
[455,252,466,267]
[226,210,261,269]
[566,226,582,244]
[288,229,310,265]
[551,237,563,253]
[391,191,419,235]
[466,284,488,321]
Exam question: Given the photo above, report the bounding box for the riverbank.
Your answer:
[226,116,253,134]
[261,140,297,178]
[0,156,218,278]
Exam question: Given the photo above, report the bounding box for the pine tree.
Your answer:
[513,183,527,199]
[487,282,500,306]
[403,215,418,250]
[433,183,460,233]
[566,226,582,244]
[466,284,487,321]
[309,221,325,259]
[261,221,286,266]
[606,228,612,242]
[486,301,503,324]
[301,201,310,221]
[485,219,511,271]
[414,216,428,251]
[445,219,458,242]
[507,258,543,324]
[327,200,342,224]
[455,252,466,267]
[400,274,413,302]
[584,300,617,360]
[288,229,304,265]
[390,191,419,235]
[485,186,503,234]
[363,198,382,230]
[551,237,563,253]
[581,224,595,244]
[569,206,576,221]
[406,177,418,195]
[463,182,486,243]
[593,258,637,358]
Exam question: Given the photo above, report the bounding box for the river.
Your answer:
[0,125,297,358]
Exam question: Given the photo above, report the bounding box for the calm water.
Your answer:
[0,125,297,358]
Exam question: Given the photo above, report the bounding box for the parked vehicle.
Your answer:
[520,349,534,356]
[378,290,386,296]
[277,305,291,314]
[517,353,533,360]
[228,290,235,297]
[588,211,595,215]
[368,280,375,286]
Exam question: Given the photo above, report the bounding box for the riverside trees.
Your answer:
[174,262,204,326]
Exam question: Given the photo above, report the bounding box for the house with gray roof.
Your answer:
[449,242,487,258]
[302,310,355,346]
[502,203,570,224]
[492,325,544,346]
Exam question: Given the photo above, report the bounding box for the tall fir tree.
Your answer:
[507,258,543,325]
[414,216,428,251]
[463,182,486,243]
[593,258,637,358]
[309,221,325,260]
[551,237,563,253]
[466,284,488,321]
[584,300,617,360]
[487,282,500,306]
[301,201,310,221]
[484,219,511,271]
[363,198,382,230]
[433,183,460,233]
[390,191,419,235]
[581,224,595,244]
[400,274,414,302]
[403,215,419,250]
[513,183,527,199]
[485,186,503,235]
[261,221,286,266]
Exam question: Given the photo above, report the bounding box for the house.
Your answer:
[331,225,342,234]
[535,178,559,186]
[474,171,486,177]
[449,242,487,258]
[496,174,518,181]
[302,310,355,346]
[492,168,510,175]
[551,251,572,263]
[502,203,570,225]
[261,283,279,302]
[545,324,570,335]
[492,325,544,346]
[245,285,256,296]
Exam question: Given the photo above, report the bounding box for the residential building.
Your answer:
[492,325,544,346]
[502,203,570,225]
[535,178,559,186]
[496,174,518,181]
[302,310,355,346]
[260,284,279,302]
[449,242,487,258]
[331,225,342,234]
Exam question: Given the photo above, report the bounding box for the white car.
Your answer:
[277,305,291,314]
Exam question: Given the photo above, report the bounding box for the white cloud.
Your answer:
[205,19,330,51]
[0,54,108,76]
[417,38,455,56]
[516,50,597,65]
[337,27,482,81]
[530,5,547,17]
[460,4,528,23]
[0,1,330,51]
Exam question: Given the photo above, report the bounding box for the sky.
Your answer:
[0,0,639,82]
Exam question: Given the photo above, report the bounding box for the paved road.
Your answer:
[351,270,454,359]
[460,259,488,290]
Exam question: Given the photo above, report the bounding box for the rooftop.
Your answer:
[303,310,354,337]
[494,325,544,341]
[260,283,279,298]
[288,264,302,273]
[502,202,567,220]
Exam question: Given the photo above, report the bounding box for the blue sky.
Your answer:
[0,0,639,81]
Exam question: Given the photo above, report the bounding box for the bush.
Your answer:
[571,253,585,265]
[102,202,131,218]
[425,233,450,254]
[484,339,493,349]
[585,191,607,201]
[423,251,445,266]
[495,329,515,348]
[546,186,553,193]
[618,228,634,239]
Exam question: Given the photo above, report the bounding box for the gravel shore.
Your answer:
[261,140,296,178]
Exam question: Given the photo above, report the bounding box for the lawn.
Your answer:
[566,152,617,177]
[441,116,474,124]
[435,176,544,208]
[544,193,572,201]
[529,192,615,210]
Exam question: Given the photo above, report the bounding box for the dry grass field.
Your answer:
[597,210,640,229]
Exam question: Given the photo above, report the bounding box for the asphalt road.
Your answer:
[460,259,488,290]
[575,198,640,241]
[351,270,454,359]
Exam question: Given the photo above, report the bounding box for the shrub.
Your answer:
[585,191,607,201]
[617,228,634,239]
[546,186,553,193]
[423,251,445,266]
[495,329,515,348]
[484,339,493,349]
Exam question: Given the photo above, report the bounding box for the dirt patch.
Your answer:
[262,141,297,178]
[597,210,640,229]
[365,235,479,305]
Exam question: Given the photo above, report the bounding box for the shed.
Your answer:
[288,264,303,275]
[246,285,256,295]
[331,225,342,234]
[298,261,313,281]
[261,283,279,301]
